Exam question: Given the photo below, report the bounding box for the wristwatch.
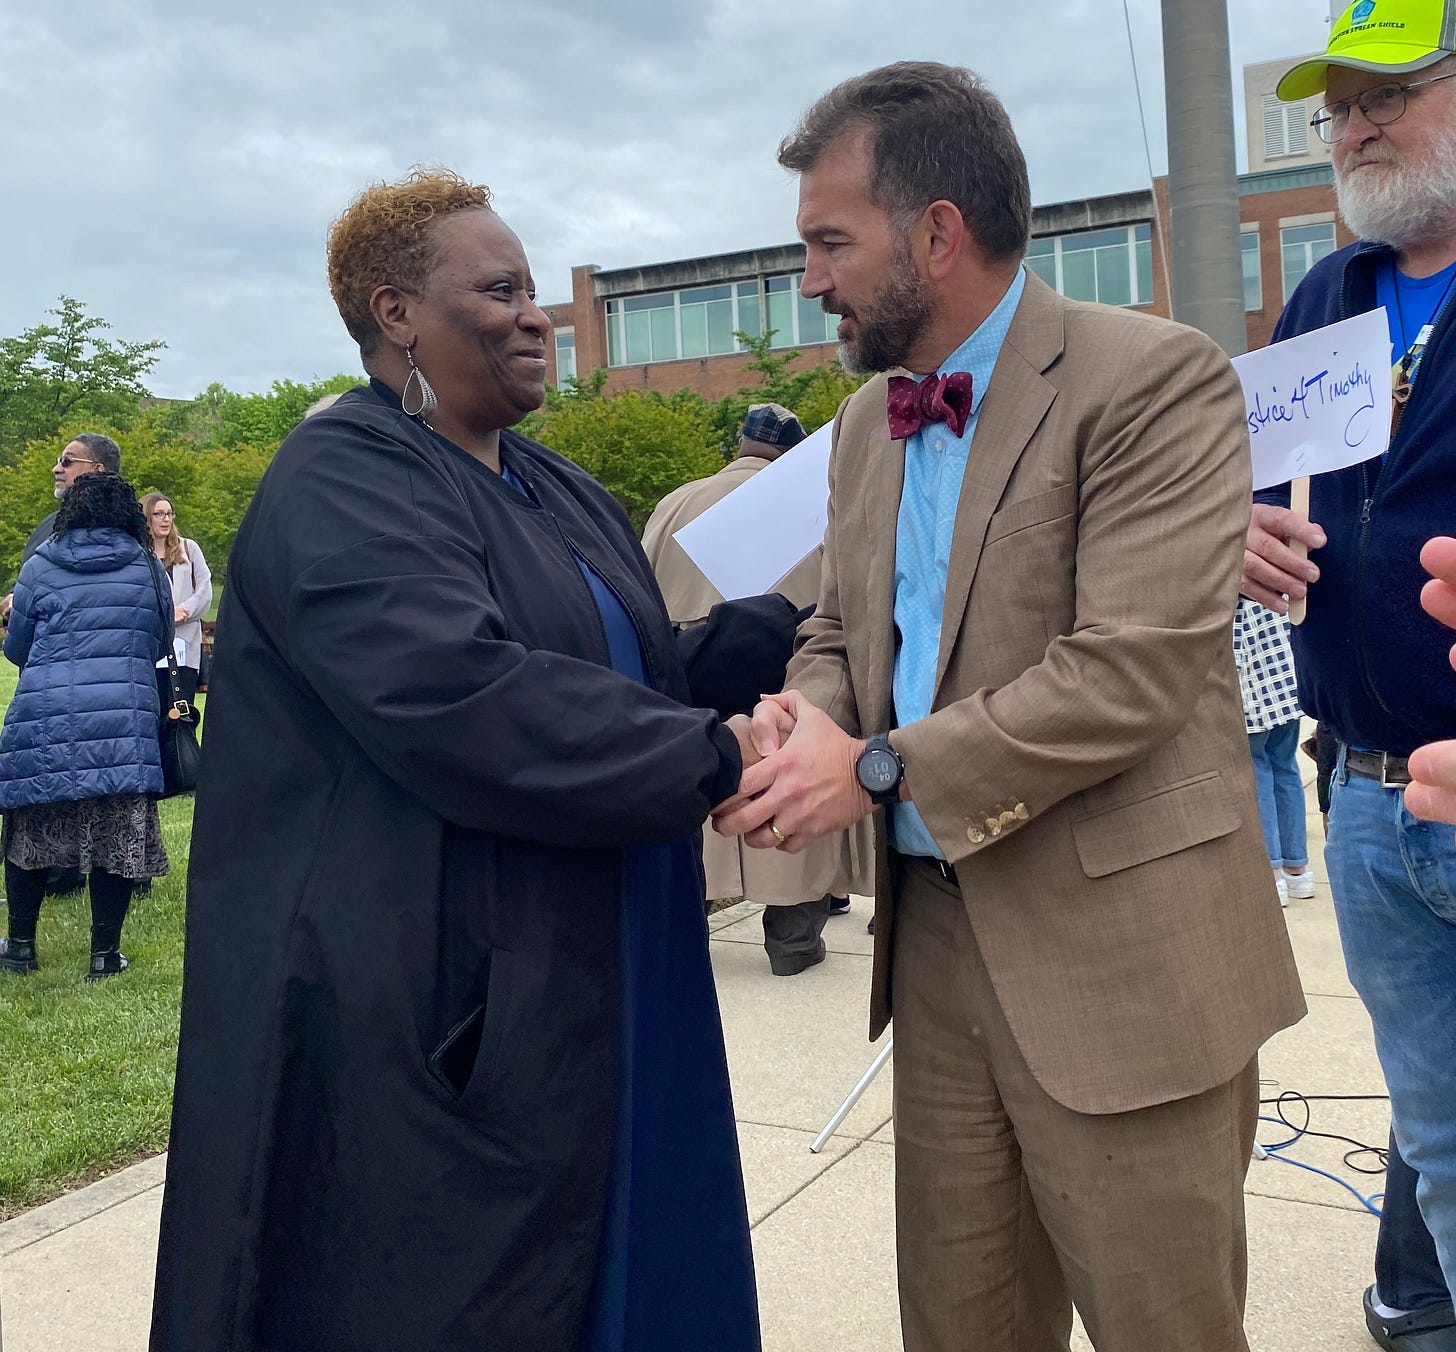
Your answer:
[855,733,904,806]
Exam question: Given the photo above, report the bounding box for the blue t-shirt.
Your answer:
[1376,256,1456,382]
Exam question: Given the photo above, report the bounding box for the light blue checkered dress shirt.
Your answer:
[889,268,1027,858]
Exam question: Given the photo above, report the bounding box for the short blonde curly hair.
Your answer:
[327,167,493,354]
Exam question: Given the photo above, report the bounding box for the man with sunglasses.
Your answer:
[1243,4,1456,1348]
[1,433,122,624]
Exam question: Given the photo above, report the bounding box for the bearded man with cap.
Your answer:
[642,402,872,976]
[1243,4,1456,1348]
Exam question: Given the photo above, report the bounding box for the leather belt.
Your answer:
[1344,748,1412,788]
[897,852,958,887]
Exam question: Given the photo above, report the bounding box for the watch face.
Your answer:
[859,748,899,792]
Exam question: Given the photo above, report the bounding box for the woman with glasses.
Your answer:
[141,493,212,710]
[0,473,171,980]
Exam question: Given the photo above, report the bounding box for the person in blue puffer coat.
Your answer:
[0,472,173,981]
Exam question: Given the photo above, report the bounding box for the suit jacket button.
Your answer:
[1014,802,1030,820]
[967,826,985,843]
[985,818,1003,837]
[998,810,1017,827]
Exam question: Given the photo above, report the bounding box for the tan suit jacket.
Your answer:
[643,457,874,903]
[787,272,1305,1113]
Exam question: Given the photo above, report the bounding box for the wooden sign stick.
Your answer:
[1288,476,1311,626]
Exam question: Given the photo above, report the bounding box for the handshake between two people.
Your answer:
[712,691,878,853]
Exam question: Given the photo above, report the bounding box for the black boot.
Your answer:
[85,949,129,982]
[0,937,39,974]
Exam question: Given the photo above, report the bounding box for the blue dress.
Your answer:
[501,466,761,1352]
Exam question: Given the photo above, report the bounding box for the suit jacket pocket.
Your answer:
[1071,771,1240,878]
[983,483,1076,548]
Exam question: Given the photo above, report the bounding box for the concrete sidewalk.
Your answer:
[1,795,1388,1350]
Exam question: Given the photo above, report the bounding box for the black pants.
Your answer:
[1378,1130,1454,1312]
[5,860,135,951]
[762,896,829,973]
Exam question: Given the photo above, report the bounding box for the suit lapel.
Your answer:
[932,275,1064,702]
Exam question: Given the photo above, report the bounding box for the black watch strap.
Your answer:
[856,733,904,806]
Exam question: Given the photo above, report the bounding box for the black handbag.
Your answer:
[147,553,202,798]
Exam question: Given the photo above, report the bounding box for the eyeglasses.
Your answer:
[150,509,174,519]
[1310,70,1456,144]
[55,455,98,470]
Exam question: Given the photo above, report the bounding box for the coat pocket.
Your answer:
[1071,770,1240,878]
[982,482,1077,548]
[426,950,510,1106]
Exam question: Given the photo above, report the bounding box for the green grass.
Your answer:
[0,660,194,1218]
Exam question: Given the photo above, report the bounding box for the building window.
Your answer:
[1241,230,1262,312]
[605,280,763,366]
[554,328,576,382]
[1281,222,1336,300]
[1262,94,1310,160]
[765,274,834,348]
[1024,224,1154,307]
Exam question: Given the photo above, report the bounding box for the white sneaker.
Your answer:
[1275,875,1289,907]
[1284,871,1316,900]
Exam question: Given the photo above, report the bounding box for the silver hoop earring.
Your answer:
[402,345,438,422]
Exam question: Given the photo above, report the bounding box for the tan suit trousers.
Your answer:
[891,856,1258,1352]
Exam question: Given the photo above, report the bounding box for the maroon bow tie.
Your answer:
[887,371,974,440]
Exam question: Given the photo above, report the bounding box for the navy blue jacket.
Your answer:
[1259,240,1456,755]
[0,528,171,808]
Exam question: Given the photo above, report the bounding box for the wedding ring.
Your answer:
[769,822,787,845]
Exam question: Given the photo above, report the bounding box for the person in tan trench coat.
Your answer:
[643,403,873,975]
[715,64,1307,1350]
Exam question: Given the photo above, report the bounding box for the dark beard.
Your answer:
[835,248,932,374]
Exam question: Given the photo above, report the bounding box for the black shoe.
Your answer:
[0,937,38,974]
[85,950,130,982]
[827,894,851,916]
[866,915,876,936]
[1364,1287,1456,1351]
[768,938,827,977]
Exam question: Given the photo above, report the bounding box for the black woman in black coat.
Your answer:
[150,170,778,1352]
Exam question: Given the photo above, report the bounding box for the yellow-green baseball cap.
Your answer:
[1277,0,1456,101]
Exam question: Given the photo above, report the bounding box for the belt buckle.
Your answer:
[1379,754,1409,789]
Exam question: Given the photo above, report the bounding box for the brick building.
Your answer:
[542,61,1353,392]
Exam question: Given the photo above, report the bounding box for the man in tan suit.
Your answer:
[715,62,1306,1350]
[643,403,872,975]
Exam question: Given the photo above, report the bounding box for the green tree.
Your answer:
[710,331,867,452]
[0,298,164,461]
[530,389,723,533]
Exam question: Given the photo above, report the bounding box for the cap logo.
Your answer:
[1352,0,1376,22]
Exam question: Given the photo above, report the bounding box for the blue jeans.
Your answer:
[1326,751,1456,1302]
[1248,719,1309,869]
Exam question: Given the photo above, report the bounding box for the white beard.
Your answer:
[1336,135,1456,247]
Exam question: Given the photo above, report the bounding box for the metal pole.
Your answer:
[1161,0,1248,356]
[809,1037,893,1153]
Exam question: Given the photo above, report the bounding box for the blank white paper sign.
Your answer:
[672,421,834,600]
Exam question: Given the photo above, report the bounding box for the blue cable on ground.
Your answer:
[1254,1089,1389,1217]
[1257,1117,1385,1216]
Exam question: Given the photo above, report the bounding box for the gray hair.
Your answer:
[71,432,122,474]
[778,61,1031,261]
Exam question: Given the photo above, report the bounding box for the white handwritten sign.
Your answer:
[1231,309,1392,491]
[673,421,833,600]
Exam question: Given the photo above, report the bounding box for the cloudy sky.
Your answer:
[3,0,1334,399]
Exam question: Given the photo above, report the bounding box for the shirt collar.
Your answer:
[931,267,1026,420]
